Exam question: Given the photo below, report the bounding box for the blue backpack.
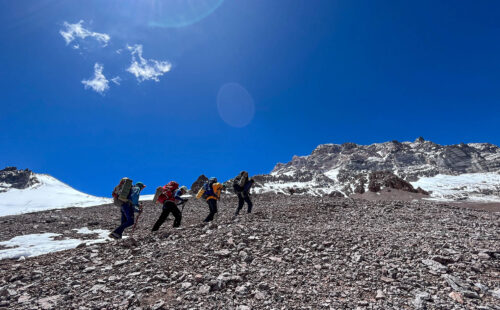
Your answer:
[202,178,217,199]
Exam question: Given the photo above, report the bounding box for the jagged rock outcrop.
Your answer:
[368,171,429,195]
[190,175,208,194]
[0,167,38,193]
[327,190,345,198]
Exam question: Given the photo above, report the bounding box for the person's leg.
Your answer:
[235,193,244,215]
[245,194,253,213]
[204,199,216,222]
[120,208,126,225]
[213,200,218,215]
[113,204,135,236]
[152,209,168,231]
[204,200,213,222]
[152,203,171,231]
[171,203,182,227]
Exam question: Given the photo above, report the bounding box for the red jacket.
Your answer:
[158,183,178,204]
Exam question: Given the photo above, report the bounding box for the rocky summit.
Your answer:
[0,195,499,309]
[0,167,38,193]
[250,138,500,198]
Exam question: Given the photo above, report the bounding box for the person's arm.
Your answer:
[129,187,141,210]
[175,190,187,203]
[243,178,254,192]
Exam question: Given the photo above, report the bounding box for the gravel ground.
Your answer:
[0,195,499,309]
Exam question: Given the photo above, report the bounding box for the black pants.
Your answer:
[152,201,182,231]
[235,192,253,215]
[204,199,218,222]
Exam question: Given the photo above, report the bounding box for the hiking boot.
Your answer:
[109,232,122,240]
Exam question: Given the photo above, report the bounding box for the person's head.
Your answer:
[180,186,188,193]
[209,177,217,183]
[135,182,146,190]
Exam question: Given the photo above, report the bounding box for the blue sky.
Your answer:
[1,0,499,196]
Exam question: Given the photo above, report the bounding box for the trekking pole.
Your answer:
[180,201,187,213]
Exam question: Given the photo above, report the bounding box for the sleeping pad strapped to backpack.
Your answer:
[112,178,133,206]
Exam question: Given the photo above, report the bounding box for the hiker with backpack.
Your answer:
[233,171,255,216]
[152,182,186,231]
[110,181,146,239]
[196,177,223,222]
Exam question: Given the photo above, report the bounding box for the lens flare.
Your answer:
[148,0,224,28]
[217,83,255,128]
[110,0,224,28]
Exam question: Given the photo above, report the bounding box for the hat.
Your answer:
[135,182,146,189]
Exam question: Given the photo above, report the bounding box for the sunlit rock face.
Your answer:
[251,138,500,199]
[0,167,39,193]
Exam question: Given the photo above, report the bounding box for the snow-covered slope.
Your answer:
[411,172,500,202]
[0,174,111,217]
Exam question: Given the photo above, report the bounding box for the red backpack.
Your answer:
[158,181,179,204]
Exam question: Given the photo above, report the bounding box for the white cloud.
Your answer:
[126,44,172,82]
[82,63,110,94]
[60,20,110,47]
[111,76,121,85]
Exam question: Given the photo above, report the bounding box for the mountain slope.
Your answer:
[0,171,111,217]
[0,196,499,309]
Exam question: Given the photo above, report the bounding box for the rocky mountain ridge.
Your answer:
[250,138,500,200]
[0,167,39,193]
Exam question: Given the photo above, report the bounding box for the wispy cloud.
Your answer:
[82,63,110,94]
[60,20,110,47]
[126,44,172,82]
[111,76,121,85]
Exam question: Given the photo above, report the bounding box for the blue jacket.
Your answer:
[128,186,142,210]
[175,189,187,204]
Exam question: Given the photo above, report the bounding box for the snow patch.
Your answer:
[324,168,340,181]
[73,227,111,244]
[0,233,81,260]
[0,227,112,260]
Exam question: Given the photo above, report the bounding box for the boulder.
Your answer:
[190,175,208,194]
